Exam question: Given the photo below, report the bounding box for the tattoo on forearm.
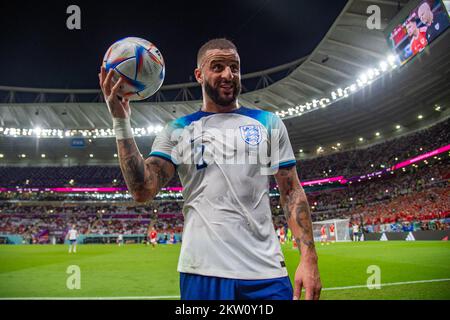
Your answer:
[118,139,147,194]
[146,157,171,188]
[117,139,171,201]
[279,167,315,250]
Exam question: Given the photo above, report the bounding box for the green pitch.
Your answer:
[0,241,449,300]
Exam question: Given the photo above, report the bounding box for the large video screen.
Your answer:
[388,0,450,65]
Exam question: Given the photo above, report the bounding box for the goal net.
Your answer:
[312,218,351,242]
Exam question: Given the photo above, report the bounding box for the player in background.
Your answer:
[66,224,78,254]
[406,19,428,55]
[352,223,360,242]
[320,225,328,246]
[117,233,124,246]
[169,231,175,244]
[279,226,286,244]
[149,227,158,249]
[329,223,335,243]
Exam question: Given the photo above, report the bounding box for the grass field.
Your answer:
[0,241,449,300]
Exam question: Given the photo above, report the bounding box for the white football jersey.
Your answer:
[150,106,296,280]
[68,229,78,240]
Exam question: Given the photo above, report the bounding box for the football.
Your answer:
[103,37,165,101]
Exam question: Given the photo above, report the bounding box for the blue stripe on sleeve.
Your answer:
[274,159,297,169]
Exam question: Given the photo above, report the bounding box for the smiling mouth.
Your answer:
[219,84,234,91]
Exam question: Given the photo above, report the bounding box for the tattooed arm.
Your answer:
[275,165,322,300]
[98,66,175,204]
[117,139,175,203]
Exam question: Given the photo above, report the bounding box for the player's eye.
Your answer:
[230,64,239,73]
[212,64,223,72]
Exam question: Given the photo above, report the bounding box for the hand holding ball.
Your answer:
[102,37,165,101]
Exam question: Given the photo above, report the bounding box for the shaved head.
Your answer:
[197,38,238,67]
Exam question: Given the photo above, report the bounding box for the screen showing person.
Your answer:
[407,19,428,55]
[418,1,450,42]
[387,0,450,65]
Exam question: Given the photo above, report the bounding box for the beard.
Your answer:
[204,79,241,107]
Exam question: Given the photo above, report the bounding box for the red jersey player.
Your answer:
[320,225,328,245]
[329,223,335,242]
[406,20,428,55]
[148,227,158,248]
[279,226,286,244]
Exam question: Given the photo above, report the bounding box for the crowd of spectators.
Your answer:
[1,118,448,241]
[1,161,448,241]
[0,211,184,244]
[297,118,449,180]
[0,119,448,188]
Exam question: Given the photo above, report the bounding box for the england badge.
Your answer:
[239,125,262,146]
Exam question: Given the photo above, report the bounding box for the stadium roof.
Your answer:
[1,0,449,165]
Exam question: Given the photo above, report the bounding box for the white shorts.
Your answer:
[150,238,157,244]
[330,232,335,237]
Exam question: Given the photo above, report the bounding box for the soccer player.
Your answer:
[66,224,78,254]
[99,38,321,300]
[329,223,335,243]
[320,225,328,245]
[279,226,286,244]
[117,233,124,246]
[149,227,158,249]
[352,223,360,242]
[406,20,428,55]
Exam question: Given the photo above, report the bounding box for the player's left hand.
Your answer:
[293,256,322,300]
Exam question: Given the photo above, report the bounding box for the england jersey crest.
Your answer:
[239,125,262,146]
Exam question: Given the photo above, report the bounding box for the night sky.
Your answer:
[0,0,347,89]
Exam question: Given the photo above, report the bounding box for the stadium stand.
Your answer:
[0,118,448,188]
[1,116,448,243]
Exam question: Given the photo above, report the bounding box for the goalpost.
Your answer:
[312,218,351,242]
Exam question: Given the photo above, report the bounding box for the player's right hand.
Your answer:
[99,66,130,119]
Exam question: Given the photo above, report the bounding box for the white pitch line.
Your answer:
[322,278,450,291]
[1,278,449,300]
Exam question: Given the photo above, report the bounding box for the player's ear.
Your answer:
[194,68,203,85]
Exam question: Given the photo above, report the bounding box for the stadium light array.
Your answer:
[275,55,400,119]
[0,125,164,139]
